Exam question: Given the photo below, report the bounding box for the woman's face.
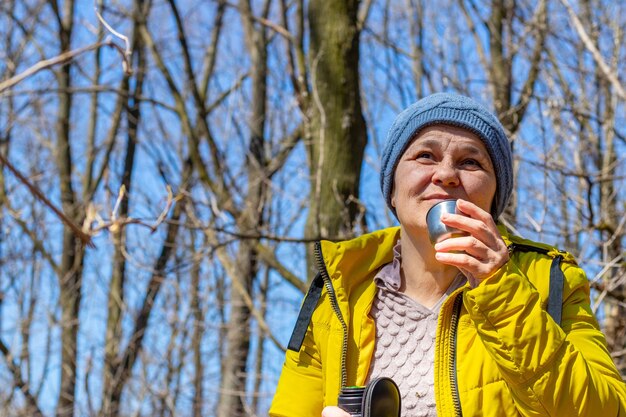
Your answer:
[391,124,497,230]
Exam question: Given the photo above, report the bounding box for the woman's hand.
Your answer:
[322,406,351,417]
[433,199,509,287]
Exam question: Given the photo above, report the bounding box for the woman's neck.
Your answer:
[398,227,460,308]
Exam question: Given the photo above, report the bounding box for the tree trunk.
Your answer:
[190,232,204,417]
[216,2,269,416]
[107,189,186,415]
[53,1,82,415]
[485,0,547,221]
[594,33,624,375]
[101,0,147,414]
[305,0,367,278]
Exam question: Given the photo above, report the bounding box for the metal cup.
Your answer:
[426,200,466,245]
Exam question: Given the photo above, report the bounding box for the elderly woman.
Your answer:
[269,93,626,417]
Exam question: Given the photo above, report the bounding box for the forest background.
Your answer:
[0,0,624,416]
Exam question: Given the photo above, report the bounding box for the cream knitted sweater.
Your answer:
[366,242,465,417]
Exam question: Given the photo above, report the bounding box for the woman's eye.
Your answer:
[462,159,482,167]
[416,152,433,159]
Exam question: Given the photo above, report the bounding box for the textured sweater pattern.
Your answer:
[367,242,464,416]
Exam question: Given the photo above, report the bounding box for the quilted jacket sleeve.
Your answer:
[463,257,626,416]
[269,326,324,417]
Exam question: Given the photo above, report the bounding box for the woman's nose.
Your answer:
[431,162,460,187]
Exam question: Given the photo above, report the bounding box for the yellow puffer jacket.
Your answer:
[269,227,626,417]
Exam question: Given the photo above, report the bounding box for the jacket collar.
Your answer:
[317,223,570,293]
[319,227,401,292]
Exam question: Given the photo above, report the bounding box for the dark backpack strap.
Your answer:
[287,272,325,352]
[509,243,565,326]
[548,255,564,325]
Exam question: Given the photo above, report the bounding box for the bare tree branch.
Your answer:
[0,152,94,247]
[559,0,626,100]
[0,40,130,94]
[0,338,44,417]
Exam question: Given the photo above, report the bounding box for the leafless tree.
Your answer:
[0,2,624,417]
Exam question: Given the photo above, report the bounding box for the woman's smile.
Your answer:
[391,124,497,231]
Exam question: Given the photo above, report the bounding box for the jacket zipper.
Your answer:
[314,241,349,389]
[450,293,464,417]
[315,237,466,404]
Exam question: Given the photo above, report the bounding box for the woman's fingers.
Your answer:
[434,242,508,282]
[434,199,509,283]
[322,406,351,417]
[434,247,499,275]
[440,200,499,243]
[435,235,490,259]
[455,198,495,223]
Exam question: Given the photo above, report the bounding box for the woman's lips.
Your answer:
[424,194,456,201]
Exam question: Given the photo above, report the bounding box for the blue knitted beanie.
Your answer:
[380,92,513,219]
